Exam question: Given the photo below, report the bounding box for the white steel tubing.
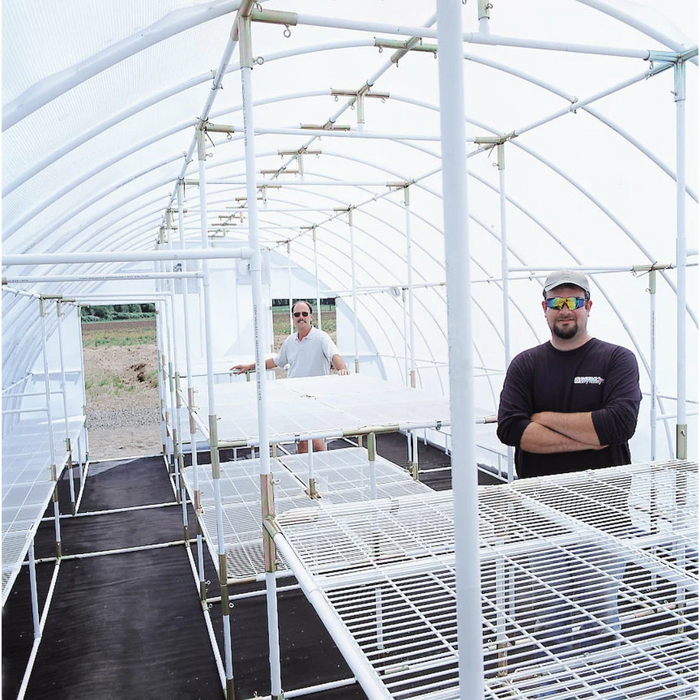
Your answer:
[402,291,410,391]
[307,439,315,495]
[498,152,514,483]
[56,302,76,511]
[270,530,393,700]
[239,15,282,699]
[251,678,357,699]
[313,229,322,331]
[27,540,40,637]
[184,542,227,691]
[3,272,201,284]
[650,269,657,460]
[155,301,169,460]
[178,181,206,592]
[2,407,47,415]
[436,2,484,699]
[514,68,655,138]
[404,187,416,389]
[287,241,294,334]
[211,127,447,141]
[156,263,174,464]
[40,299,62,554]
[3,248,252,267]
[349,210,360,373]
[674,61,687,459]
[196,126,235,691]
[576,0,699,64]
[204,178,438,185]
[15,561,62,700]
[165,236,186,516]
[274,12,651,58]
[159,259,175,469]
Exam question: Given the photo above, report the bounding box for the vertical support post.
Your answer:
[178,180,207,597]
[166,220,186,509]
[40,298,62,559]
[28,540,40,639]
[648,269,657,460]
[349,208,360,374]
[287,240,294,334]
[404,186,417,390]
[166,259,183,502]
[367,431,377,499]
[56,301,77,514]
[197,127,236,700]
[155,302,168,459]
[436,2,484,697]
[411,431,419,481]
[239,15,283,700]
[307,438,317,498]
[478,0,491,34]
[674,60,687,460]
[313,227,322,332]
[497,144,515,483]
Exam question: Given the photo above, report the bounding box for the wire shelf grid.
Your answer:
[275,460,698,699]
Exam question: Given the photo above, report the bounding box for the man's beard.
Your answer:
[552,319,578,340]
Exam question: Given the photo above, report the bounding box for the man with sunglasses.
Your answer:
[232,300,349,452]
[497,269,641,478]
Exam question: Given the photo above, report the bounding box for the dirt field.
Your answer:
[83,320,161,460]
[82,314,336,461]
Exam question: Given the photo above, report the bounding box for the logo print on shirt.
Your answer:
[574,376,604,385]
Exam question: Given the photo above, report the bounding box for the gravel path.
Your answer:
[86,406,161,431]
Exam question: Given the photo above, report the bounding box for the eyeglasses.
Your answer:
[293,311,310,318]
[545,296,587,311]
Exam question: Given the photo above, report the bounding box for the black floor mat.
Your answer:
[78,455,175,511]
[23,548,222,700]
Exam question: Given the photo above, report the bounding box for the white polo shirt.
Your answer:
[274,326,339,378]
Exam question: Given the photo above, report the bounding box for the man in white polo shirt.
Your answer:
[232,300,349,452]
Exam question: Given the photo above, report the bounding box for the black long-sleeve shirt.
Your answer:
[497,338,642,478]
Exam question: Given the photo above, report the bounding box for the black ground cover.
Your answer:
[4,437,482,700]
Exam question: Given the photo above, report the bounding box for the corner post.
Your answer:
[437,2,484,696]
[674,59,687,460]
[240,12,283,699]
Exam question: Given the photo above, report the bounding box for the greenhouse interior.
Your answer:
[1,1,698,699]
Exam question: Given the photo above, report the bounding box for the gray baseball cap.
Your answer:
[543,269,590,294]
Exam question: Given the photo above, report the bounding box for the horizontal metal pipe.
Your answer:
[274,11,652,59]
[3,247,253,266]
[33,539,185,564]
[216,415,496,449]
[192,179,419,186]
[40,500,179,522]
[251,677,358,700]
[4,272,202,284]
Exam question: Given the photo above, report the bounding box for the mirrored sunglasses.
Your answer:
[545,296,586,311]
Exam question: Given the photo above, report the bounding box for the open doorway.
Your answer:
[81,304,160,460]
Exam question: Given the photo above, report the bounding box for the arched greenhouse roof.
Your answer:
[2,2,699,698]
[3,0,697,461]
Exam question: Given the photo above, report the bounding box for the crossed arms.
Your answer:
[520,412,607,454]
[497,345,641,455]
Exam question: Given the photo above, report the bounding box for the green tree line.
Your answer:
[81,304,156,323]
